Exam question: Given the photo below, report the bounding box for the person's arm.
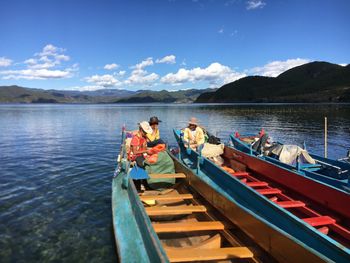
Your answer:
[131,145,148,155]
[196,127,205,145]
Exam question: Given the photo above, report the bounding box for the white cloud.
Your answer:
[250,58,310,77]
[117,70,126,76]
[218,28,224,34]
[69,85,107,91]
[0,44,76,80]
[84,74,121,87]
[156,55,176,64]
[134,57,154,69]
[1,68,73,80]
[246,0,266,10]
[0,57,12,67]
[104,63,119,70]
[161,62,246,86]
[339,63,347,67]
[125,68,159,86]
[25,44,71,69]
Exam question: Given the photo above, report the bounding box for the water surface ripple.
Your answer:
[0,104,349,262]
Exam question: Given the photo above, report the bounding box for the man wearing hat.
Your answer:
[130,121,153,167]
[147,116,164,147]
[183,117,205,150]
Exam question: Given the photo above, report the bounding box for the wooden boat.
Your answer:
[112,129,328,262]
[174,129,350,262]
[230,131,350,192]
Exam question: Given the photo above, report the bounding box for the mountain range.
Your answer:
[1,61,349,104]
[196,62,350,103]
[0,86,213,103]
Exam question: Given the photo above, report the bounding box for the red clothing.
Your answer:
[129,132,147,161]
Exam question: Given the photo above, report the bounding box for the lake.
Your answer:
[0,103,349,262]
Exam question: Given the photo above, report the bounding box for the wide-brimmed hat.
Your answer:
[188,117,199,126]
[139,121,153,134]
[149,116,162,125]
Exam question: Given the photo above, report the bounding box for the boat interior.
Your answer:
[219,147,350,248]
[138,171,275,262]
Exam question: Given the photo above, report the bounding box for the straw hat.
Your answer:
[139,121,153,134]
[188,117,199,126]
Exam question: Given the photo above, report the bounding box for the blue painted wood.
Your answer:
[174,129,350,263]
[112,129,168,263]
[112,165,169,263]
[230,133,350,192]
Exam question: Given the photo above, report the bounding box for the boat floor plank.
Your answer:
[146,205,206,216]
[165,247,254,262]
[149,173,186,179]
[303,216,336,227]
[153,221,225,233]
[276,201,306,208]
[140,194,193,201]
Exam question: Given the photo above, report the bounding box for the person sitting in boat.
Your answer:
[146,116,165,147]
[183,117,205,150]
[129,121,153,168]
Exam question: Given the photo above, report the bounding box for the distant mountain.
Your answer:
[115,89,215,103]
[196,62,350,103]
[0,85,212,103]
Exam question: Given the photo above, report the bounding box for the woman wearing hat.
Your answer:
[183,117,205,150]
[147,116,164,147]
[130,121,153,167]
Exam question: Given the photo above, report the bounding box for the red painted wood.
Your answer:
[276,201,305,208]
[257,188,282,195]
[230,172,249,177]
[226,147,350,221]
[247,181,269,187]
[317,226,329,235]
[303,216,336,227]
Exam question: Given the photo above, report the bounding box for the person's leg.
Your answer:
[133,179,141,191]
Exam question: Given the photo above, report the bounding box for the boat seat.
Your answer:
[303,216,336,227]
[247,181,269,187]
[275,201,305,208]
[230,172,249,177]
[153,221,225,233]
[149,173,186,179]
[257,188,282,195]
[145,205,206,216]
[140,194,193,201]
[165,247,254,262]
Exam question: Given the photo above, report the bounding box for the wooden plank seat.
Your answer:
[149,173,186,179]
[257,188,282,195]
[165,247,254,262]
[275,201,306,208]
[230,172,249,177]
[140,194,193,201]
[247,181,269,187]
[153,221,225,233]
[145,205,207,216]
[303,216,336,227]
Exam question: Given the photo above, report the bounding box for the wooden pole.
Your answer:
[324,117,327,158]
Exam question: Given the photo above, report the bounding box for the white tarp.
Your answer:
[268,144,316,165]
[201,143,224,158]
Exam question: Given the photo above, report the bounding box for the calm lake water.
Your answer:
[1,103,350,262]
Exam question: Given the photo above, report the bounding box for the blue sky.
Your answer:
[0,0,349,91]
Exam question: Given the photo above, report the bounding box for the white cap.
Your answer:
[139,121,153,134]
